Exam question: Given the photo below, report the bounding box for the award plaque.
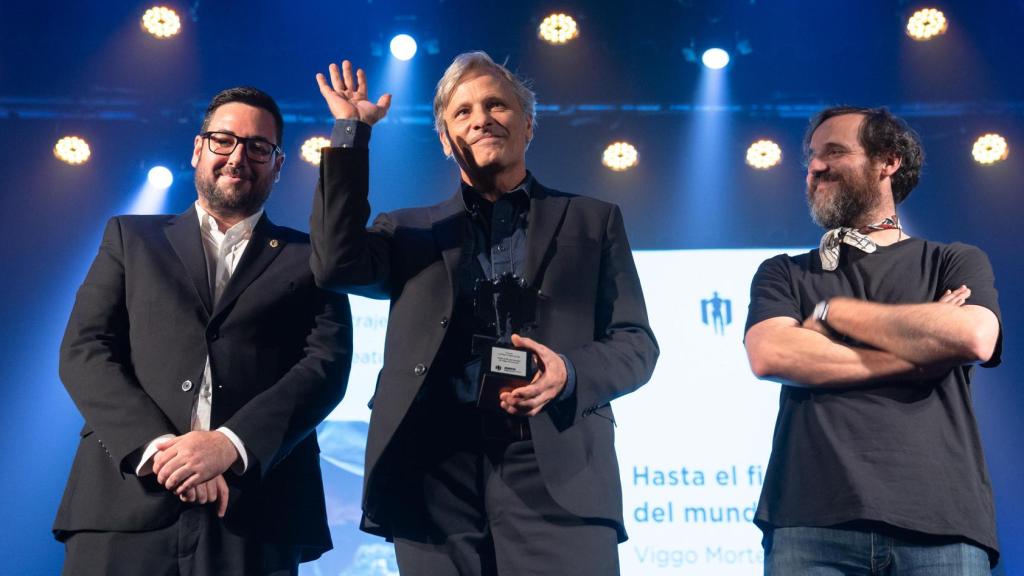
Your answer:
[473,273,537,412]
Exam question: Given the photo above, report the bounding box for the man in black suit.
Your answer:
[55,86,352,575]
[310,53,658,574]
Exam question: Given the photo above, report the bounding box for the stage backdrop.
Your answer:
[307,247,823,575]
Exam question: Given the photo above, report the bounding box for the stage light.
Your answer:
[906,8,948,41]
[390,34,417,61]
[701,48,730,70]
[53,136,91,165]
[972,134,1009,165]
[602,142,639,172]
[142,6,181,39]
[301,136,331,166]
[147,166,174,189]
[746,140,783,169]
[539,13,579,45]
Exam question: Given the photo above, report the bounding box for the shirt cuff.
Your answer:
[330,119,372,149]
[557,354,577,402]
[216,427,248,475]
[135,434,175,476]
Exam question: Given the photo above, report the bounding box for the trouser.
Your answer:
[764,525,991,576]
[390,402,620,576]
[62,505,300,576]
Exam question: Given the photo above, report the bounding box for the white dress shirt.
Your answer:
[135,202,260,476]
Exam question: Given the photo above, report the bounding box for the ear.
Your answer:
[525,116,534,144]
[273,152,285,183]
[439,126,453,157]
[880,154,901,178]
[191,135,203,168]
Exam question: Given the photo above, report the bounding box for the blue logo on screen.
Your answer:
[701,291,732,335]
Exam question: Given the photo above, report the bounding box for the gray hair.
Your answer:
[432,51,537,138]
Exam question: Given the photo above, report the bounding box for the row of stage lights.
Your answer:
[54,6,1004,173]
[53,133,1011,172]
[140,6,952,66]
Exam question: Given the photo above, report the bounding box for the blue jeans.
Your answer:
[764,526,991,576]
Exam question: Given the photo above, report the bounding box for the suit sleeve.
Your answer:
[310,146,395,299]
[562,205,659,417]
[59,218,177,474]
[220,284,353,479]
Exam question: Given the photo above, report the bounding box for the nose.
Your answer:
[227,140,249,165]
[469,106,493,130]
[806,156,827,177]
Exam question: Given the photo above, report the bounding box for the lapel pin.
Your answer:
[269,239,279,248]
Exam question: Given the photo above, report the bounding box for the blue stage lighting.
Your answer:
[701,48,730,70]
[390,34,417,61]
[147,166,173,189]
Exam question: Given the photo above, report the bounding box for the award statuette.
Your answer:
[473,273,537,412]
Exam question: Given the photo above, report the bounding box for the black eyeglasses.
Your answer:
[199,131,281,163]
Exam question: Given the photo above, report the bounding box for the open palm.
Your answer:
[316,60,392,125]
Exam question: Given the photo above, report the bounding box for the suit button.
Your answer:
[440,317,449,328]
[209,331,219,341]
[413,363,427,376]
[181,380,193,392]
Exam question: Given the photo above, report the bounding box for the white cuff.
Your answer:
[216,426,248,474]
[135,434,175,476]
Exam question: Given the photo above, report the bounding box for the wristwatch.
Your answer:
[813,299,831,328]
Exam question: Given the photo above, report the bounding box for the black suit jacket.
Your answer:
[310,147,658,541]
[54,206,352,561]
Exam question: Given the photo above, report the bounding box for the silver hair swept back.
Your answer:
[432,51,537,138]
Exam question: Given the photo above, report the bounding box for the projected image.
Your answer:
[304,249,800,576]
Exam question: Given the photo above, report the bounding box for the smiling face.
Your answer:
[805,113,886,229]
[191,102,284,222]
[439,71,533,185]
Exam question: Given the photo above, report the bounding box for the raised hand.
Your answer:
[316,60,392,125]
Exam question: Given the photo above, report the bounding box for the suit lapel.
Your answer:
[211,214,284,320]
[164,205,213,316]
[523,183,569,288]
[430,191,468,303]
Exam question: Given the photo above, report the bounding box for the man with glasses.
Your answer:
[54,86,353,575]
[744,106,1003,574]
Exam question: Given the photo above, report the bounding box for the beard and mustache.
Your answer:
[194,162,273,221]
[806,162,883,230]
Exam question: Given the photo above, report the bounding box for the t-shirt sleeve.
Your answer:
[745,254,801,335]
[943,243,1003,367]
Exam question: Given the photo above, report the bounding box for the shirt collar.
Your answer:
[459,172,534,215]
[195,201,263,242]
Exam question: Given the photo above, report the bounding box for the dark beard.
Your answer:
[194,170,271,221]
[807,164,880,229]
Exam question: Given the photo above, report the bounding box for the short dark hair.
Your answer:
[805,106,924,204]
[200,86,284,145]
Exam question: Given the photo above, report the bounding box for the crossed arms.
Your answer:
[745,286,1000,389]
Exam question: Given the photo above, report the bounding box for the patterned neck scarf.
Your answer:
[818,215,901,271]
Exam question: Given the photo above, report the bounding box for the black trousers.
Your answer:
[390,403,620,576]
[62,505,300,576]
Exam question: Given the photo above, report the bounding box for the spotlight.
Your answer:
[147,166,174,189]
[701,48,730,70]
[539,13,580,45]
[54,136,91,165]
[972,134,1009,165]
[301,136,331,166]
[142,6,182,39]
[390,34,418,61]
[602,142,639,172]
[906,8,948,41]
[746,140,783,169]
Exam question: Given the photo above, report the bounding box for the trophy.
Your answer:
[472,273,537,412]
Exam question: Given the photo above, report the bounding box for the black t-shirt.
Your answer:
[745,238,1003,564]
